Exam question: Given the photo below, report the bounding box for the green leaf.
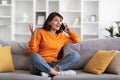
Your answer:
[105,26,114,37]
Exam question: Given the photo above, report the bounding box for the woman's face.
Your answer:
[49,16,62,31]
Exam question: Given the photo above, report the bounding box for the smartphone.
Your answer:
[61,23,65,30]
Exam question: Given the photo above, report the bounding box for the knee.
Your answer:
[71,51,80,63]
[30,54,39,60]
[29,54,39,63]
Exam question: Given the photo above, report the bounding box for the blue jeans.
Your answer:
[29,51,80,75]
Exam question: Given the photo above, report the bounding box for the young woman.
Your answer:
[28,12,80,76]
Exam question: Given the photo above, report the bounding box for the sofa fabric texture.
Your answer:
[52,70,120,80]
[0,38,120,80]
[0,70,51,80]
[106,51,120,74]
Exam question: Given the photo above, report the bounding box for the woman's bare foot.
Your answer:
[50,66,60,76]
[50,69,58,76]
[53,66,59,72]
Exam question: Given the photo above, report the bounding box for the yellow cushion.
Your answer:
[83,50,116,75]
[0,46,14,72]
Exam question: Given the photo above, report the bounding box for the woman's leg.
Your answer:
[29,53,57,75]
[54,51,80,71]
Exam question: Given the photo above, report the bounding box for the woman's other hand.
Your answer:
[29,23,35,36]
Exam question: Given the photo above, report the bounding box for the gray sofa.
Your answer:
[0,38,120,80]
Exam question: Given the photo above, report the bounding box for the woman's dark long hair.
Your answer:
[42,12,63,34]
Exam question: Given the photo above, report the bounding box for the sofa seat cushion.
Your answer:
[52,70,120,80]
[0,70,51,80]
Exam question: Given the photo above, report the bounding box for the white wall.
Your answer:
[99,0,120,38]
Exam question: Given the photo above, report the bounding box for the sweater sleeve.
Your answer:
[65,30,80,43]
[28,30,42,54]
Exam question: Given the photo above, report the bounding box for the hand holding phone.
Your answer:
[61,23,66,30]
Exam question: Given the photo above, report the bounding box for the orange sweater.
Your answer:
[28,29,80,62]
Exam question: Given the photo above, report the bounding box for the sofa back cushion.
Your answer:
[0,40,30,70]
[106,50,120,74]
[63,38,120,70]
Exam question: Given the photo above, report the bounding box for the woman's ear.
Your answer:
[48,21,51,25]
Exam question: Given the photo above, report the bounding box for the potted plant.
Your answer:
[105,21,120,38]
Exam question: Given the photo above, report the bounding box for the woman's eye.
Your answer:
[54,20,58,21]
